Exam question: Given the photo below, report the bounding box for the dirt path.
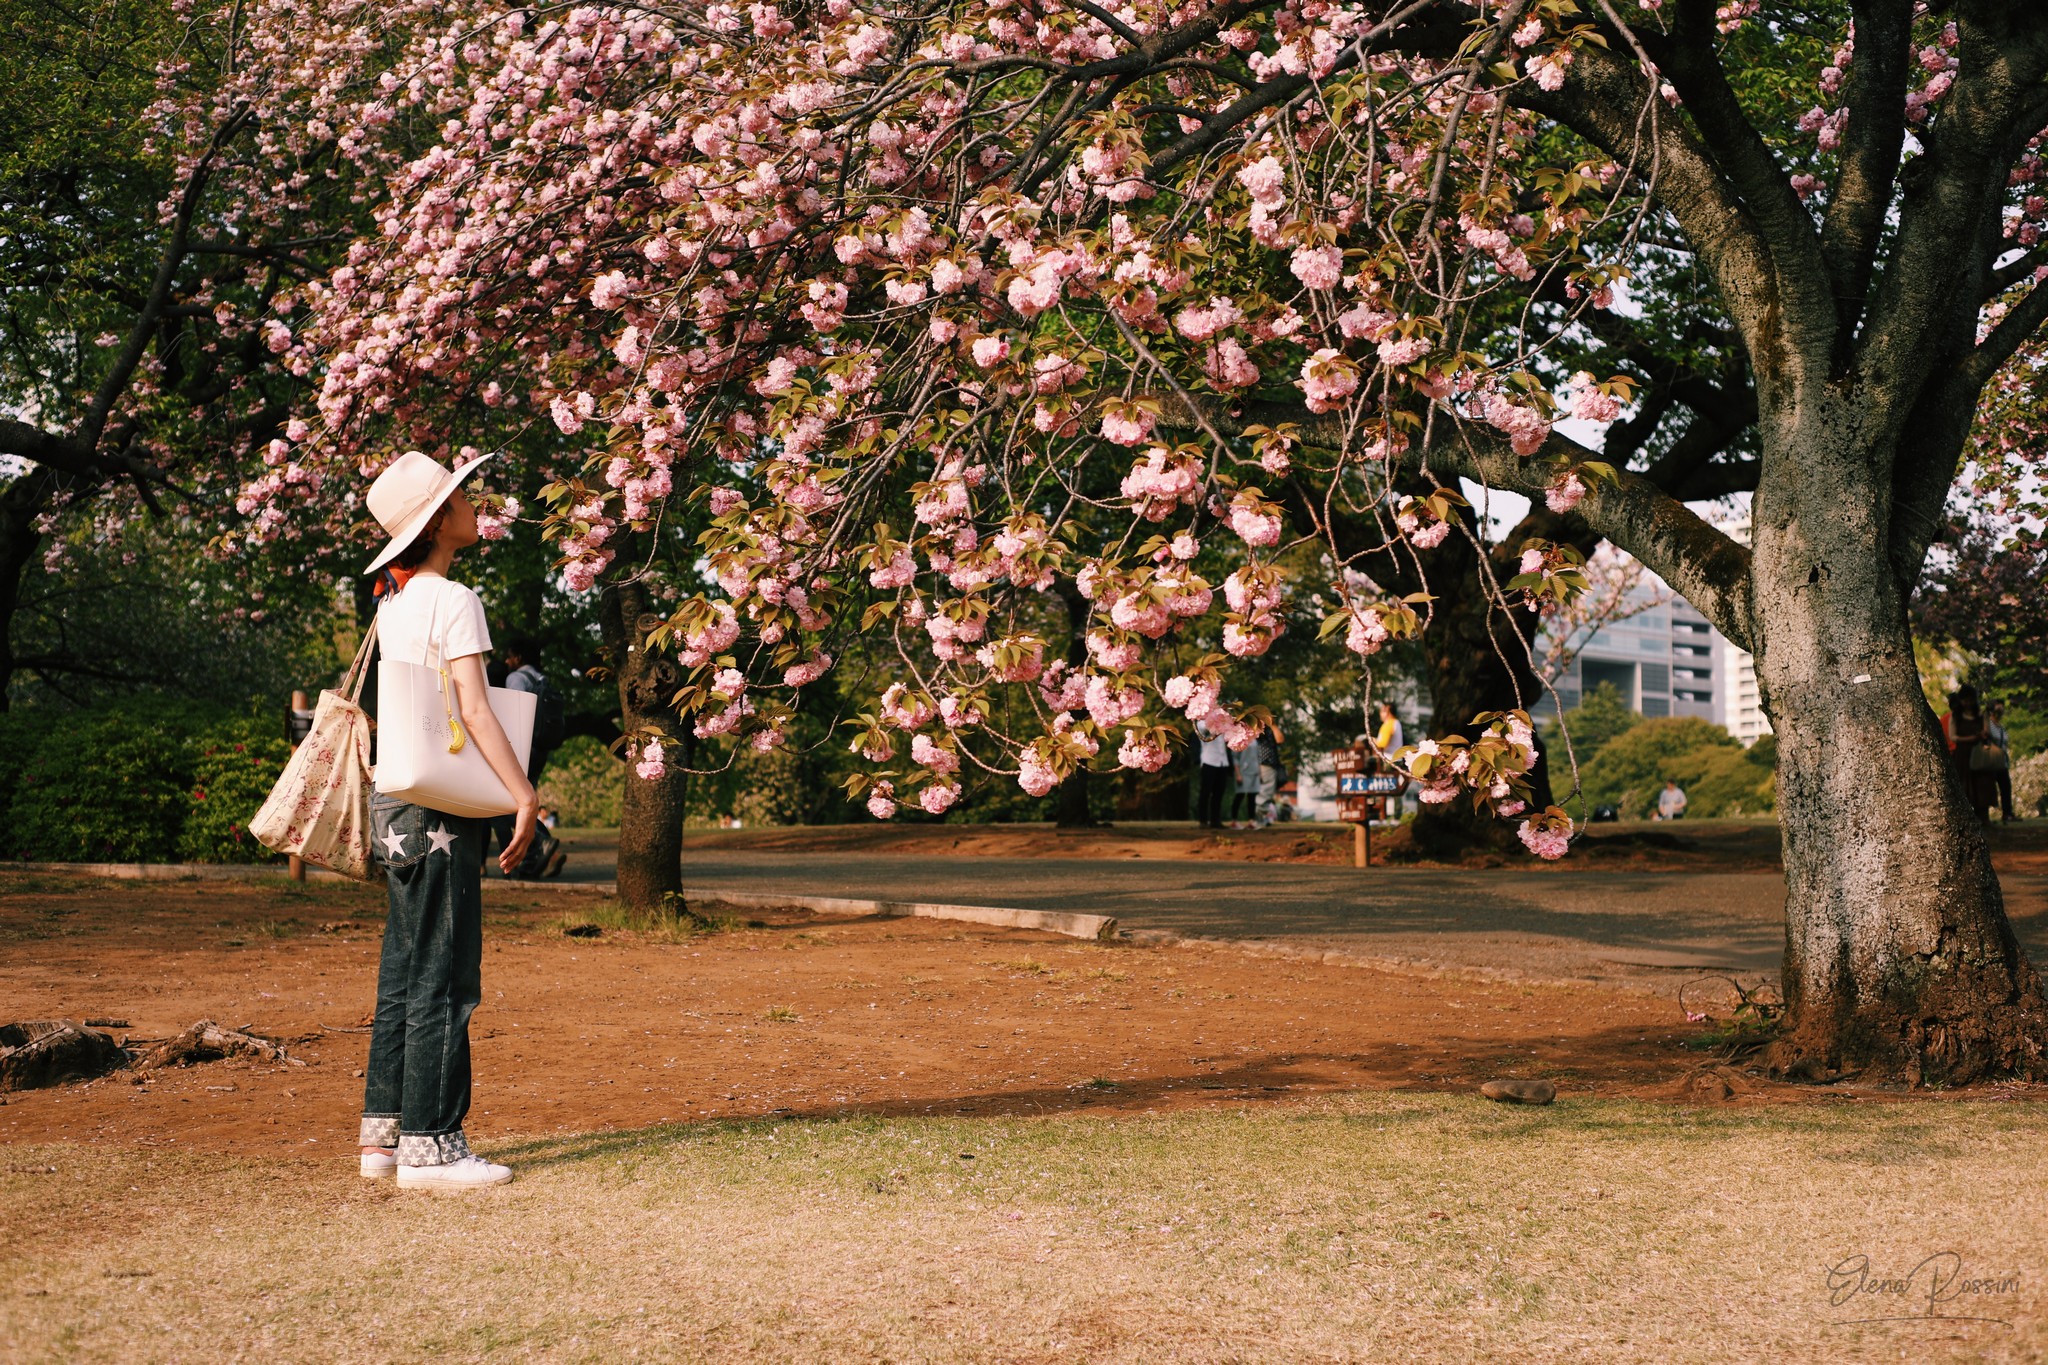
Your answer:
[0,870,1918,1160]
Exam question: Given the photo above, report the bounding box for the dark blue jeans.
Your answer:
[359,794,486,1166]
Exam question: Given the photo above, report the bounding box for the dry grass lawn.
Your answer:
[4,1095,2046,1364]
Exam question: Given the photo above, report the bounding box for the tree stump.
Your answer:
[0,1020,127,1091]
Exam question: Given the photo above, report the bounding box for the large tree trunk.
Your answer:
[1053,579,1100,827]
[0,469,61,709]
[1754,433,2048,1083]
[599,578,688,913]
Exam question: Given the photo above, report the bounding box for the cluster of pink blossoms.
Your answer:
[253,0,1653,841]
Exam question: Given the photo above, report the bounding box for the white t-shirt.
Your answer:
[378,575,492,669]
[1195,724,1229,767]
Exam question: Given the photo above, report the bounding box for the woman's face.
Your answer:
[437,489,480,551]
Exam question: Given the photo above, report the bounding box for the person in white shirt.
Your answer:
[355,450,536,1192]
[1655,781,1688,821]
[1194,716,1232,829]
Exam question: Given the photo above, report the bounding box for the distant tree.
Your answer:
[1541,681,1644,780]
[1912,522,2048,715]
[1578,717,1775,820]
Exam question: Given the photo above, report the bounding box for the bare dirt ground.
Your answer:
[3,869,2039,1163]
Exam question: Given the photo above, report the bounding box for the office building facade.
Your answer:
[1535,592,1721,722]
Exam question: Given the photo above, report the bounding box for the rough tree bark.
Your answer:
[0,469,62,710]
[1752,411,2047,1081]
[598,578,688,913]
[1052,579,1100,826]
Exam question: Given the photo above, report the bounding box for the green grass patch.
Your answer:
[552,894,740,943]
[4,1095,2044,1362]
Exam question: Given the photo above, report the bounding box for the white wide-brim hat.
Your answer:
[362,449,494,574]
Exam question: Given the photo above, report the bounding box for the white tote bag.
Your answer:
[373,592,536,819]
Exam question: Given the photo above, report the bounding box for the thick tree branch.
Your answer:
[1638,6,1837,360]
[1964,273,2048,386]
[82,104,251,453]
[1857,6,2048,417]
[1156,392,1756,648]
[1519,43,1793,403]
[1818,0,1914,340]
[0,420,94,475]
[1986,243,2048,296]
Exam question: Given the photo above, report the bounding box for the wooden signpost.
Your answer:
[1331,745,1407,868]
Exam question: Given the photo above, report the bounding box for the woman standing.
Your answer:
[1944,685,1994,825]
[1229,734,1261,829]
[356,451,538,1190]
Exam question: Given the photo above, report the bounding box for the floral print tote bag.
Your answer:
[250,623,378,879]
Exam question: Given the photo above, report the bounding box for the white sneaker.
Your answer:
[396,1155,514,1190]
[360,1150,397,1179]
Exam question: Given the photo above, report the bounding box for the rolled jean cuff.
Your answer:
[397,1130,472,1167]
[359,1114,401,1148]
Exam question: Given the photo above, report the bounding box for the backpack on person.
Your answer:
[519,666,568,762]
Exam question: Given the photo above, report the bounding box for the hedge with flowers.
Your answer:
[0,701,291,865]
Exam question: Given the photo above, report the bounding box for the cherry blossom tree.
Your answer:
[0,0,461,701]
[266,0,2048,1082]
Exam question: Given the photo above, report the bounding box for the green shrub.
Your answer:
[8,696,215,861]
[0,706,65,838]
[1575,716,1776,819]
[537,733,625,827]
[179,717,294,863]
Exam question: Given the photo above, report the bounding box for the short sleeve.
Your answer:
[441,583,493,662]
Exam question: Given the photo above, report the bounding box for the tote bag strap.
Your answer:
[421,584,470,755]
[342,616,381,704]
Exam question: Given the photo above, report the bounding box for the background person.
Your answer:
[1193,716,1231,829]
[356,450,534,1192]
[1372,700,1404,757]
[1944,685,1995,823]
[486,633,568,879]
[1654,780,1688,821]
[1229,734,1261,829]
[1985,699,2017,822]
[1255,722,1286,828]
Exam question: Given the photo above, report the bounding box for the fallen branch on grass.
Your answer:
[133,1020,302,1071]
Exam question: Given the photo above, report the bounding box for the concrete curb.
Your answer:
[6,862,1117,942]
[1117,926,1769,997]
[682,888,1117,942]
[13,860,355,882]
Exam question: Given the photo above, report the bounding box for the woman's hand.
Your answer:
[501,798,540,875]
